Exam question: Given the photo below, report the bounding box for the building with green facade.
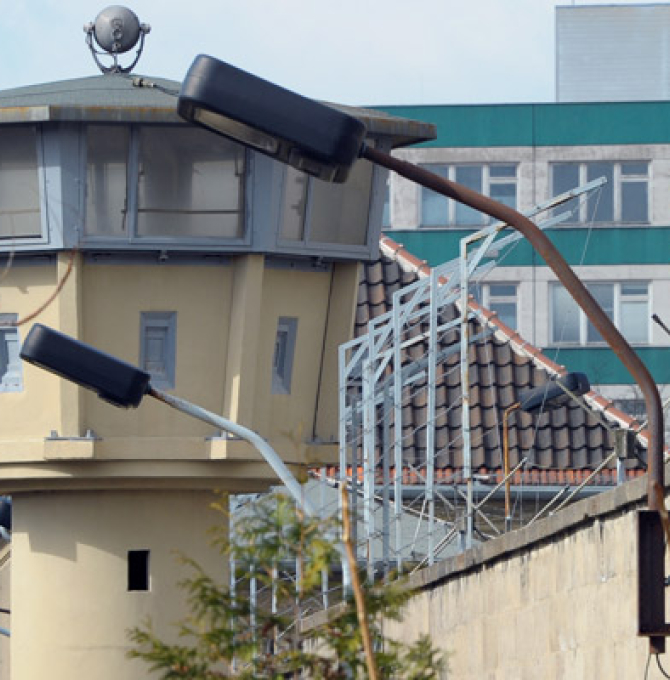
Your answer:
[379,101,670,432]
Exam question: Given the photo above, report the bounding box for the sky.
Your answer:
[0,0,664,106]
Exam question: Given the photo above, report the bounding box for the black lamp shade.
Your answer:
[178,54,367,183]
[20,324,151,409]
[519,372,591,415]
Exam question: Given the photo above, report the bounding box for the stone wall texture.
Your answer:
[382,466,670,679]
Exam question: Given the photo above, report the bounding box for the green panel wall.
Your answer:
[534,103,670,147]
[388,228,670,268]
[378,102,670,148]
[541,347,670,385]
[378,105,535,148]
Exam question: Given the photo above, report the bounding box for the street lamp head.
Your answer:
[177,54,367,183]
[519,372,590,416]
[20,324,151,409]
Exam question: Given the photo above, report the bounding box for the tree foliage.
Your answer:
[128,493,448,678]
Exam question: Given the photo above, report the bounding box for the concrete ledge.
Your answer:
[208,438,262,461]
[0,459,280,493]
[44,437,95,460]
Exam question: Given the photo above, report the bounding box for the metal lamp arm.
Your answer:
[148,386,316,516]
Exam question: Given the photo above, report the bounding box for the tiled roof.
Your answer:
[355,236,650,482]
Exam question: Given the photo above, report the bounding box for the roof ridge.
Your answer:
[378,235,656,448]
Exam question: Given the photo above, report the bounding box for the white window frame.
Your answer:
[139,312,177,389]
[480,283,518,330]
[550,161,649,224]
[419,163,518,227]
[550,281,650,346]
[0,314,23,392]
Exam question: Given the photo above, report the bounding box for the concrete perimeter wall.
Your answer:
[384,466,670,679]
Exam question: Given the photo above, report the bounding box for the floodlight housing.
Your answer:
[177,54,367,183]
[20,324,150,408]
[92,5,142,54]
[519,372,590,415]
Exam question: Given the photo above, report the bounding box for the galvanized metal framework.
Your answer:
[337,178,609,577]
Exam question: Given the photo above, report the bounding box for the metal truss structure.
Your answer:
[337,177,610,580]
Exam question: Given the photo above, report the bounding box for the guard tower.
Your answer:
[0,7,434,679]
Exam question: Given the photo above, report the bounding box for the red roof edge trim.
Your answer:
[380,236,431,279]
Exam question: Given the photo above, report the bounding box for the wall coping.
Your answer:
[302,464,666,633]
[407,463,667,592]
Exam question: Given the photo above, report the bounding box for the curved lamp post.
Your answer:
[177,53,666,648]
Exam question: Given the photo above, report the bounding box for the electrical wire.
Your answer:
[547,187,600,370]
[657,654,670,679]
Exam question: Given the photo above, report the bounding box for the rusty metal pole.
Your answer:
[362,144,666,649]
[503,402,521,532]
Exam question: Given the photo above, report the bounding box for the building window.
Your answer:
[550,282,649,345]
[0,315,22,392]
[279,161,373,247]
[140,312,176,389]
[128,550,150,591]
[613,398,646,422]
[136,126,245,240]
[478,283,518,330]
[85,124,246,242]
[85,125,130,238]
[272,317,298,394]
[0,126,42,240]
[420,164,517,227]
[279,167,309,241]
[551,161,649,224]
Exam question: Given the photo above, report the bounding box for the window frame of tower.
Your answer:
[550,161,649,225]
[550,281,650,346]
[419,163,518,228]
[276,157,375,249]
[82,123,249,246]
[139,312,177,389]
[272,317,298,395]
[0,125,49,247]
[0,314,23,393]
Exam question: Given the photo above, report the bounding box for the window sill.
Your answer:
[547,343,651,349]
[551,222,652,228]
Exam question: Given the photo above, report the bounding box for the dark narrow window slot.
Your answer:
[128,549,150,591]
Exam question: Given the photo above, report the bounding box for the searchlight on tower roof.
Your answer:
[84,5,150,74]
